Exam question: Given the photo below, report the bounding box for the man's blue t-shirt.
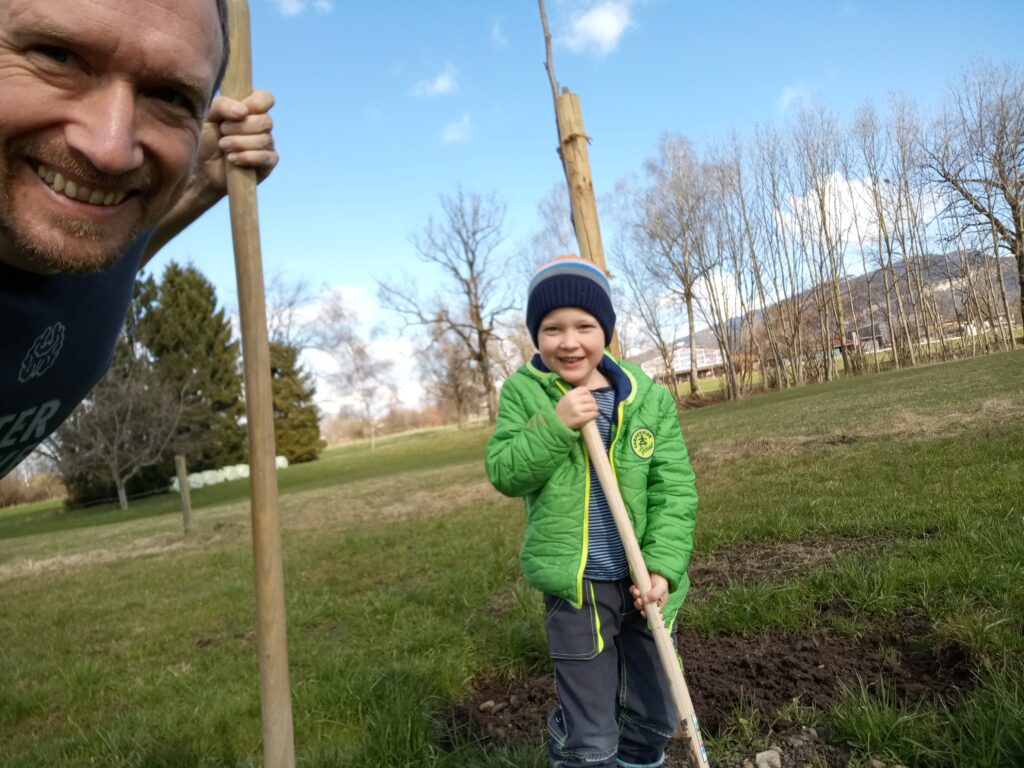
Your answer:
[0,238,147,477]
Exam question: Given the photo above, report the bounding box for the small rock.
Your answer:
[509,694,519,707]
[741,760,755,768]
[478,700,495,713]
[870,760,887,768]
[804,726,819,742]
[491,701,507,714]
[755,749,782,768]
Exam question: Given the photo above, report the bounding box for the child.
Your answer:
[486,254,698,768]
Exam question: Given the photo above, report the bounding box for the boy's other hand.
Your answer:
[556,387,599,429]
[630,573,669,618]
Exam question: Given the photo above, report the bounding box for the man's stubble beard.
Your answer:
[0,139,162,274]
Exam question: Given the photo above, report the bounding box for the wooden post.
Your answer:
[174,454,192,535]
[553,91,620,358]
[555,93,606,271]
[223,2,296,767]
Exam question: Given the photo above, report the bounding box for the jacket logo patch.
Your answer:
[630,428,655,459]
[19,323,65,383]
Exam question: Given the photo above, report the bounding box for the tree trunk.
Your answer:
[116,477,128,511]
[685,292,701,398]
[175,454,193,535]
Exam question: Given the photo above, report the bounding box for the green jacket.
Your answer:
[486,353,698,622]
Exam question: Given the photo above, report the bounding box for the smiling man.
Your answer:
[0,0,278,477]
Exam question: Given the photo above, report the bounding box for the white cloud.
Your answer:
[272,0,333,16]
[491,17,508,48]
[776,83,812,115]
[442,114,472,144]
[563,1,632,56]
[413,64,459,98]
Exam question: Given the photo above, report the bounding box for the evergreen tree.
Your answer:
[270,341,325,463]
[138,262,246,470]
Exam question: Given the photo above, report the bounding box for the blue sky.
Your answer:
[148,0,1023,408]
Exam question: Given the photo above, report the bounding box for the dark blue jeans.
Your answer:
[544,578,677,768]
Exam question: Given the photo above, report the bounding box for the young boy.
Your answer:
[486,254,698,768]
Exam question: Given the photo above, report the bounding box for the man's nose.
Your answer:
[65,81,144,176]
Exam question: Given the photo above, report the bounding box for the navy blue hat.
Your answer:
[526,254,616,347]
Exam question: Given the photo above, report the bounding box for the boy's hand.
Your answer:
[556,387,598,429]
[629,573,669,618]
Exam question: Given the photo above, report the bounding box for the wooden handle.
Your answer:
[580,421,708,768]
[222,2,296,766]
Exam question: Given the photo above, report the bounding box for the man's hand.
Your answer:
[556,387,598,430]
[199,90,279,192]
[629,572,669,618]
[141,89,278,266]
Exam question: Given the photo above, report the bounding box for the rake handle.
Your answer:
[222,1,295,766]
[580,421,708,768]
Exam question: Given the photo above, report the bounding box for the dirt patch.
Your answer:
[446,611,973,767]
[686,535,887,601]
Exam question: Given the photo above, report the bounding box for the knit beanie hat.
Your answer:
[526,254,616,347]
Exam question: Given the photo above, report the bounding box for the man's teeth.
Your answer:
[36,164,127,206]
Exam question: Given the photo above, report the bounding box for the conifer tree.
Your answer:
[138,262,246,470]
[270,341,325,463]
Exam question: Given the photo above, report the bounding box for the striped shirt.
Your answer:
[583,387,629,581]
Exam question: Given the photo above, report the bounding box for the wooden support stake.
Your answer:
[174,454,192,535]
[223,2,296,766]
[554,94,607,273]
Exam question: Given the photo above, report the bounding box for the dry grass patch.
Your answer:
[0,533,189,582]
[0,461,508,583]
[280,459,506,532]
[691,396,1023,466]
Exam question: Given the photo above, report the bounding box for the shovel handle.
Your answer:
[580,421,708,768]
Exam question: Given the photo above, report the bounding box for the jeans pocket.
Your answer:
[544,587,601,660]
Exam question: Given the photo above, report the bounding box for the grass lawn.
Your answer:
[1,350,1022,767]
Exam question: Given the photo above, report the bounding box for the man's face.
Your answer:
[0,0,223,273]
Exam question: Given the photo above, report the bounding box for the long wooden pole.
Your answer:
[222,2,296,766]
[581,421,708,768]
[538,0,620,357]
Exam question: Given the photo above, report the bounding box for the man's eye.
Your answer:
[149,87,194,112]
[32,44,73,64]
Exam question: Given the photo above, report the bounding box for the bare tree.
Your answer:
[752,124,813,385]
[417,326,483,428]
[45,352,189,511]
[927,60,1023,338]
[310,289,393,449]
[627,134,708,397]
[265,270,315,348]
[379,188,515,424]
[532,182,577,258]
[616,239,686,410]
[493,313,536,380]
